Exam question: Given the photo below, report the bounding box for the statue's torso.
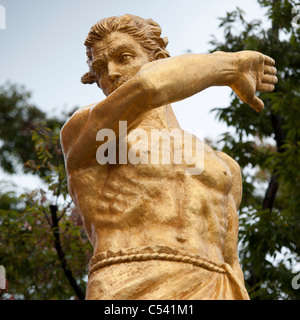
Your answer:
[68,106,234,264]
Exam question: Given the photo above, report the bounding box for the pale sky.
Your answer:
[0,0,268,190]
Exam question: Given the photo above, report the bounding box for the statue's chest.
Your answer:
[125,128,232,194]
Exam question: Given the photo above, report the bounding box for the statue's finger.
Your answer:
[251,95,264,112]
[264,66,277,75]
[262,74,278,84]
[264,55,275,66]
[257,83,275,92]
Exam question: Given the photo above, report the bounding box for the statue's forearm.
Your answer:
[139,52,238,107]
[88,53,233,136]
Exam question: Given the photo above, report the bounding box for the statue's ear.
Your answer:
[154,51,168,60]
[81,71,97,84]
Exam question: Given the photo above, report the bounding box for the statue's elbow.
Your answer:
[133,73,159,107]
[137,73,168,108]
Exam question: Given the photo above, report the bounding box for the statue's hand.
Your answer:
[227,51,277,112]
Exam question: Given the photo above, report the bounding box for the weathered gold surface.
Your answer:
[60,15,277,300]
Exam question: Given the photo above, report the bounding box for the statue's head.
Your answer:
[81,14,170,96]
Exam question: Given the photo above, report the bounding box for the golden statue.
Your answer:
[60,15,277,300]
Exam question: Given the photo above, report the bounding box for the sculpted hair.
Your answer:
[81,14,170,84]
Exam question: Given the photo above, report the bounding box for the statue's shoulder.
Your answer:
[72,102,98,117]
[60,102,99,147]
[63,102,98,128]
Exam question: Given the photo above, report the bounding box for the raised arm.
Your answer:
[61,51,277,170]
[140,50,277,112]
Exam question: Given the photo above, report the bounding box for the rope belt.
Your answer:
[88,245,227,278]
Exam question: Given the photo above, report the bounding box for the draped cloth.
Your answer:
[85,245,250,300]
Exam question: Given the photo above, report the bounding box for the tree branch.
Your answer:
[57,200,73,221]
[42,209,52,226]
[50,204,84,300]
[271,113,285,153]
[262,174,278,211]
[262,111,285,211]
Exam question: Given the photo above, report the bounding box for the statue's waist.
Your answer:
[88,245,227,278]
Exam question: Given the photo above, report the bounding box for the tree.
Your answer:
[209,0,300,299]
[0,83,92,300]
[0,83,65,176]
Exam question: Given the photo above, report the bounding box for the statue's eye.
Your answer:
[119,53,133,63]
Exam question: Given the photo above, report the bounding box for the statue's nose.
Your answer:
[107,62,121,80]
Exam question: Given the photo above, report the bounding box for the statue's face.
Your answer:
[91,32,151,96]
